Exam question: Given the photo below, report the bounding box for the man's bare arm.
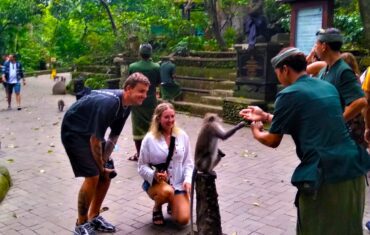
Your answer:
[103,135,119,161]
[90,135,104,173]
[343,97,367,122]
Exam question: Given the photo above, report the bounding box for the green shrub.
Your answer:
[223,27,237,48]
[84,77,106,89]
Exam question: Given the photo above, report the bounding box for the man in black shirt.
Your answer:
[61,72,150,235]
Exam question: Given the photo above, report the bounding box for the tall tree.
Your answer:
[99,0,117,36]
[358,0,370,46]
[204,0,226,50]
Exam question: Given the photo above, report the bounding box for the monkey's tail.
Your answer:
[190,168,197,235]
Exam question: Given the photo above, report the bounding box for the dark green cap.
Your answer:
[139,43,152,56]
[316,28,343,43]
[271,47,301,69]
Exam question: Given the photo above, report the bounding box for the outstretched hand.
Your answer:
[239,106,266,122]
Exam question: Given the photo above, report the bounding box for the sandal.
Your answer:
[128,153,138,161]
[152,210,165,226]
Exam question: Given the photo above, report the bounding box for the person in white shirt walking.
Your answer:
[1,54,25,110]
[138,102,194,226]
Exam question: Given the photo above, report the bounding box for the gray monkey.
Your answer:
[190,113,245,234]
[58,99,65,112]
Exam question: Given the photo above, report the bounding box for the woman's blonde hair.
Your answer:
[150,102,179,139]
[341,52,360,76]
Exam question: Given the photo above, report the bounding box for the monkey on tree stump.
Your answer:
[190,113,245,235]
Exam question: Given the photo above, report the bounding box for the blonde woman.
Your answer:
[138,103,194,226]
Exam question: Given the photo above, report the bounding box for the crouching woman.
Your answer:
[138,102,194,226]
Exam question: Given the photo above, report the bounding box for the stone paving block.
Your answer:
[18,229,37,235]
[256,225,285,235]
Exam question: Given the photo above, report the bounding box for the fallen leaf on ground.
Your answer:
[47,150,53,153]
[100,207,109,213]
[6,159,14,163]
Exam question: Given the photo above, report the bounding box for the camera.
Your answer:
[104,159,117,179]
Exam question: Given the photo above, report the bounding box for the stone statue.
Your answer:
[244,0,267,49]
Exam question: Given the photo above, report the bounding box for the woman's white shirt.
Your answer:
[138,129,194,191]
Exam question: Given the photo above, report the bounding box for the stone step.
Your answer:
[189,50,237,58]
[176,76,235,90]
[179,91,206,103]
[210,89,234,97]
[224,96,266,106]
[176,66,236,80]
[173,56,236,68]
[200,96,224,106]
[173,101,223,117]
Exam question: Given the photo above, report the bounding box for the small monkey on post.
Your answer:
[194,113,245,173]
[190,113,245,234]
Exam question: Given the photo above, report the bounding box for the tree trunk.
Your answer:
[196,172,222,235]
[99,0,117,36]
[359,0,370,46]
[204,0,227,51]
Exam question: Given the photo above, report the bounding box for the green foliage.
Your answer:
[171,36,220,54]
[223,27,237,47]
[84,76,106,89]
[265,0,291,32]
[334,12,364,48]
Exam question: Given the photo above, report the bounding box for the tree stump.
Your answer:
[196,172,222,235]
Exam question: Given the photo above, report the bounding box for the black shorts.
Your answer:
[61,129,99,177]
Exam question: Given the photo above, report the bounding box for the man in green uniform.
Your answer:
[315,28,367,147]
[128,43,161,161]
[240,47,370,235]
[159,56,181,101]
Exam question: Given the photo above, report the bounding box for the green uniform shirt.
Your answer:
[318,58,364,105]
[160,61,176,84]
[270,75,370,187]
[129,60,160,139]
[129,60,160,97]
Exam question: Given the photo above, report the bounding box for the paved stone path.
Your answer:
[0,73,370,235]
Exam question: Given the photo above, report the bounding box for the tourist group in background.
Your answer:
[60,28,370,235]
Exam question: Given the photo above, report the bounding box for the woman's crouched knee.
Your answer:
[149,182,174,201]
[174,216,190,226]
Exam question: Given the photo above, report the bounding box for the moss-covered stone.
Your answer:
[0,165,11,202]
[176,66,236,80]
[189,50,237,58]
[76,65,119,75]
[360,56,370,70]
[174,57,236,68]
[222,97,267,124]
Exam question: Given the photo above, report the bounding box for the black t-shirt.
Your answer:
[62,89,131,141]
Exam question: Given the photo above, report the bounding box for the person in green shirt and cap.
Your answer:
[159,56,181,101]
[128,43,161,161]
[315,28,367,148]
[240,47,370,235]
